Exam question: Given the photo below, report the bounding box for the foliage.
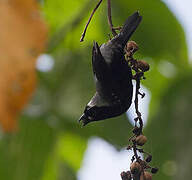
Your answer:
[0,0,191,180]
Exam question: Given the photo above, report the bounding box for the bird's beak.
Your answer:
[78,114,91,126]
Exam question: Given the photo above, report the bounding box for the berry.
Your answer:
[143,171,152,180]
[135,135,147,146]
[145,155,152,163]
[137,60,150,72]
[151,167,158,174]
[120,171,131,180]
[126,41,139,56]
[130,162,142,175]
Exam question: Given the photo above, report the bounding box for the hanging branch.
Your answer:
[107,0,117,36]
[80,0,121,42]
[80,0,103,42]
[121,41,158,180]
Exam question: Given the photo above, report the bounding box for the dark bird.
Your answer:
[79,12,142,126]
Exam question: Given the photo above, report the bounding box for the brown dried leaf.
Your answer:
[0,0,48,132]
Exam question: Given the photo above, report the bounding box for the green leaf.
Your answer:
[57,132,87,171]
[42,0,189,125]
[41,132,86,180]
[42,0,89,33]
[113,0,188,66]
[43,0,188,65]
[0,116,57,180]
[145,73,192,180]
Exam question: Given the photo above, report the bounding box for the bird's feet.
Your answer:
[112,26,122,32]
[108,26,123,40]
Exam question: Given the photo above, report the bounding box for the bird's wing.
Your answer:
[92,41,112,82]
[87,92,109,108]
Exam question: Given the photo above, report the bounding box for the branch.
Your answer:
[80,0,103,42]
[80,0,119,42]
[120,41,158,180]
[134,73,143,132]
[107,0,117,36]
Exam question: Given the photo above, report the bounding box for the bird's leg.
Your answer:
[108,33,112,40]
[112,26,122,31]
[107,27,122,40]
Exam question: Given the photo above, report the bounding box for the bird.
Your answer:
[79,12,142,126]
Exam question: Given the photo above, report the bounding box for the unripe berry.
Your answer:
[145,155,152,163]
[130,162,142,175]
[143,171,152,180]
[135,135,147,146]
[121,171,131,180]
[137,60,150,72]
[151,167,158,174]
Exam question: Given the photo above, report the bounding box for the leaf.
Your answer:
[38,49,133,147]
[145,73,192,180]
[104,0,190,128]
[0,116,56,180]
[40,0,189,148]
[44,0,188,64]
[0,0,47,131]
[112,0,188,66]
[41,131,87,180]
[43,0,88,33]
[42,0,189,124]
[57,132,87,171]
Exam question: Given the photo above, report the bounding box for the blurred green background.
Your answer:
[1,0,192,179]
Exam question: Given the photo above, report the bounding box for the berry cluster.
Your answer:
[120,41,158,180]
[121,131,158,180]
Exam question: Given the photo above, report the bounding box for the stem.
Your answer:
[80,0,103,42]
[133,142,139,160]
[134,75,143,131]
[107,0,117,36]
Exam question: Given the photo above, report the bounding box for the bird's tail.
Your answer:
[114,11,142,47]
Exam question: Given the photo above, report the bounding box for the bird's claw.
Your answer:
[112,26,122,31]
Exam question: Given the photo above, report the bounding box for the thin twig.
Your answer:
[80,0,103,42]
[132,141,139,160]
[132,142,142,180]
[122,40,157,180]
[134,74,143,131]
[107,0,117,36]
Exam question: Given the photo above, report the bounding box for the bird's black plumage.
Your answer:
[79,12,142,126]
